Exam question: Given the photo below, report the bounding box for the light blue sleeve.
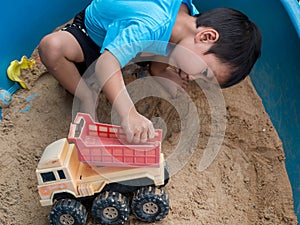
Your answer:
[182,0,199,15]
[101,21,170,67]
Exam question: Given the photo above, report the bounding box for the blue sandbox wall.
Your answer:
[0,0,91,92]
[1,0,300,220]
[195,0,300,220]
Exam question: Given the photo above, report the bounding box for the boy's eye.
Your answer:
[201,68,208,77]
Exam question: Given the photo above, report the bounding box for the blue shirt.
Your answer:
[85,0,199,67]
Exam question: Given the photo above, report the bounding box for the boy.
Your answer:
[38,0,262,144]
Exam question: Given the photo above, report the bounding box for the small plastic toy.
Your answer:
[7,56,35,89]
[36,113,170,225]
[0,89,12,108]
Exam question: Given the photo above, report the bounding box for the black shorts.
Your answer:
[61,10,101,75]
[62,9,151,76]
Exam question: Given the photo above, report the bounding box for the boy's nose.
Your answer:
[178,69,190,80]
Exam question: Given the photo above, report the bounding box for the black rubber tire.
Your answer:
[131,186,170,222]
[49,199,87,225]
[91,191,130,225]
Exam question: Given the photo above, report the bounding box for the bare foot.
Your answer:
[79,91,99,120]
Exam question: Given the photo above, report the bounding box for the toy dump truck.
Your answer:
[36,113,170,225]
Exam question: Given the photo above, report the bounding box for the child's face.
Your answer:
[170,35,232,87]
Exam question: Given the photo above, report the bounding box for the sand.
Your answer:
[0,50,298,225]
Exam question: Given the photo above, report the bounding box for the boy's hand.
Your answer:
[121,107,155,144]
[150,61,189,98]
[95,51,155,144]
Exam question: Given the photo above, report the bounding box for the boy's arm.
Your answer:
[95,50,155,143]
[150,61,188,98]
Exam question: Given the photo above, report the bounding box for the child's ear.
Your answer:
[195,28,219,43]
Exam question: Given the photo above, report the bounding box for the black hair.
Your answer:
[195,8,262,88]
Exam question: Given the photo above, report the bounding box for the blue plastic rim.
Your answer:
[1,0,300,220]
[194,0,300,220]
[0,0,92,92]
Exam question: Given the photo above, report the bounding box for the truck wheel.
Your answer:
[91,191,130,225]
[131,186,170,222]
[49,199,87,225]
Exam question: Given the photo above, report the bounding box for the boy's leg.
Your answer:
[38,31,86,96]
[38,10,100,118]
[38,31,97,117]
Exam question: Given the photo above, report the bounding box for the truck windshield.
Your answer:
[41,172,56,182]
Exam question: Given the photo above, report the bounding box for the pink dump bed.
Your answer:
[68,113,162,167]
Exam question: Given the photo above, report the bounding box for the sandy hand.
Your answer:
[153,68,189,98]
[121,108,155,144]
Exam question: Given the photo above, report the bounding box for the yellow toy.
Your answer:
[7,56,35,89]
